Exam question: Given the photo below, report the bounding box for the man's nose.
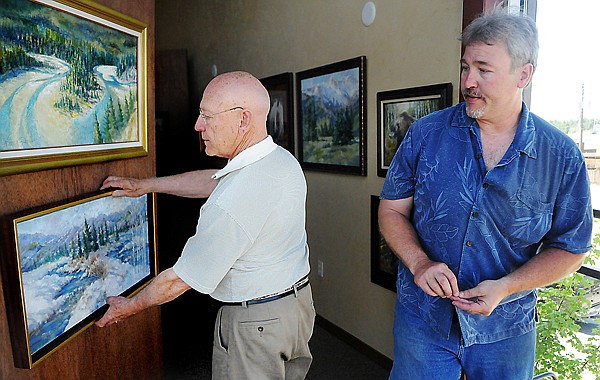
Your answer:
[195,116,206,132]
[461,69,478,89]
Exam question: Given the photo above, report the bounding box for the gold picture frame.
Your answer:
[0,191,157,368]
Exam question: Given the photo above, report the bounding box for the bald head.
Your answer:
[204,71,271,127]
[197,71,272,158]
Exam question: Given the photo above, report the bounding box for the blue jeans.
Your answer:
[389,301,536,380]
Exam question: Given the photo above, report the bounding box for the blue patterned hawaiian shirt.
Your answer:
[380,102,593,346]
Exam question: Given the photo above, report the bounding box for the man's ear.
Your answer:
[518,63,534,88]
[239,109,252,132]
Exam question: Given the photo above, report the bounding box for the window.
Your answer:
[525,1,600,378]
[528,0,600,271]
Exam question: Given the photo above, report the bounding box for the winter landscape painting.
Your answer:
[297,56,366,175]
[0,0,148,176]
[0,192,156,368]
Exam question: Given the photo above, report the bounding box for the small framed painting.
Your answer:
[261,72,295,153]
[0,191,157,368]
[297,56,367,175]
[377,83,452,177]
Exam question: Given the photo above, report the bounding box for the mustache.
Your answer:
[462,88,482,98]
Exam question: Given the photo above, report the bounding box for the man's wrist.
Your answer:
[407,254,431,275]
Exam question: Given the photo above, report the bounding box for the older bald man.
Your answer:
[96,71,315,380]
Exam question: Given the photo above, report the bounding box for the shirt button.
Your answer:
[483,183,489,189]
[466,241,473,247]
[472,211,479,218]
[475,153,482,159]
[258,326,264,332]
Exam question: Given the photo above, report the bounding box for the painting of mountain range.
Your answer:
[297,56,366,175]
[0,191,156,368]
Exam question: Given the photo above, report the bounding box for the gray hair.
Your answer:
[461,8,538,72]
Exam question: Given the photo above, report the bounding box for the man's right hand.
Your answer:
[101,176,148,197]
[412,258,459,298]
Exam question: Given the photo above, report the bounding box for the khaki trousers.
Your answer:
[212,284,315,380]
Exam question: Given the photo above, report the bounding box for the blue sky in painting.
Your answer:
[17,195,145,236]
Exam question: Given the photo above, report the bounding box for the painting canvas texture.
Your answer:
[13,194,151,358]
[376,232,398,280]
[300,67,361,167]
[0,0,139,154]
[382,96,441,169]
[268,88,289,144]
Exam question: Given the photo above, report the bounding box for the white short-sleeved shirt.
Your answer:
[173,136,310,302]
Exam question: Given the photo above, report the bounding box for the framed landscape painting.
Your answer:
[297,56,367,176]
[0,0,148,176]
[377,83,452,177]
[261,72,294,154]
[0,191,157,368]
[370,195,398,292]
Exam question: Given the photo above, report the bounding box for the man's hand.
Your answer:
[95,268,190,328]
[412,258,460,298]
[451,248,586,316]
[101,176,147,197]
[379,198,459,298]
[450,279,509,316]
[95,296,139,327]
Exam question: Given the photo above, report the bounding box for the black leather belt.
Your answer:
[222,276,309,307]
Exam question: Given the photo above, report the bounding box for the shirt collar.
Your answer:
[452,102,537,159]
[513,103,537,159]
[212,136,277,180]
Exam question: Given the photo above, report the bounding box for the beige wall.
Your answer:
[156,0,463,359]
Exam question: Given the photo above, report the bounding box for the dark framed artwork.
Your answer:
[261,72,294,153]
[370,195,398,292]
[377,83,452,177]
[0,191,157,368]
[0,0,149,176]
[297,56,367,175]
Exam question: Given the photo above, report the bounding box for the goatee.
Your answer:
[466,106,485,119]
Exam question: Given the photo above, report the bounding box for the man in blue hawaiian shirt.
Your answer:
[379,9,592,380]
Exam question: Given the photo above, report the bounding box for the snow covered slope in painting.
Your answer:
[17,195,151,355]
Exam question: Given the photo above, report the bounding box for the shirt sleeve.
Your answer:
[543,148,593,254]
[173,203,253,294]
[381,123,418,200]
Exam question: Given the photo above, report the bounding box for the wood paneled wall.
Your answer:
[0,0,161,378]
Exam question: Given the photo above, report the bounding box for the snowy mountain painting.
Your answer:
[0,0,145,175]
[13,193,153,358]
[298,57,365,174]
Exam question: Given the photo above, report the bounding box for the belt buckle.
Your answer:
[292,276,307,296]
